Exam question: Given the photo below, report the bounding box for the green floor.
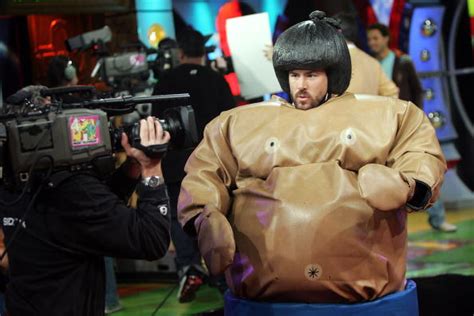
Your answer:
[407,219,474,278]
[114,218,474,315]
[114,284,223,316]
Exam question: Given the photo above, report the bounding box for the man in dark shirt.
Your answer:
[367,23,457,233]
[0,116,171,315]
[153,28,235,302]
[153,29,235,139]
[367,23,424,108]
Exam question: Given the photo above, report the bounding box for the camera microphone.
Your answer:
[6,90,33,105]
[65,26,112,52]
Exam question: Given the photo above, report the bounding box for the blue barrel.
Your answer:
[225,280,418,316]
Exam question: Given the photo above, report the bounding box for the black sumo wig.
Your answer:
[272,10,351,96]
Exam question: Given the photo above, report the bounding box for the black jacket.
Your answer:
[0,168,170,316]
[153,63,235,184]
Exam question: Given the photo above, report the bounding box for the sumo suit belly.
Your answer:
[226,161,407,303]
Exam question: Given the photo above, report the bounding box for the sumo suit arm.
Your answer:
[178,115,238,275]
[358,102,446,211]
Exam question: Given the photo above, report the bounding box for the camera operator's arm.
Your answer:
[45,117,171,260]
[105,157,140,202]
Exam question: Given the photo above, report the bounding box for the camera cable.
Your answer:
[0,155,54,261]
[0,119,55,260]
[150,283,178,316]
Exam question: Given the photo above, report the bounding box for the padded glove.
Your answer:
[194,205,236,275]
[358,164,415,211]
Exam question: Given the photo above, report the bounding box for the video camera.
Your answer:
[66,26,151,93]
[0,86,198,187]
[64,26,219,94]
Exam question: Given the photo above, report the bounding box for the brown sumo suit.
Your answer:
[178,93,446,303]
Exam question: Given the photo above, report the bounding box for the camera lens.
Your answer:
[110,105,198,154]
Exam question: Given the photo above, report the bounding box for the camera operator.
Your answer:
[0,116,171,315]
[47,55,79,88]
[48,54,124,313]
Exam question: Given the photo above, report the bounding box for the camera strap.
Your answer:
[134,143,169,159]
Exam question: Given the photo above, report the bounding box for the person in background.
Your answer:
[47,56,126,313]
[0,42,23,104]
[367,23,423,107]
[153,27,235,303]
[367,23,457,233]
[427,200,457,232]
[104,256,122,314]
[47,55,79,88]
[335,13,399,97]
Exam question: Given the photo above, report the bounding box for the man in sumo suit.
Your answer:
[178,10,446,303]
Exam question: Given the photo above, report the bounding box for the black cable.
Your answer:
[0,175,30,207]
[0,112,56,256]
[150,283,178,316]
[0,155,54,261]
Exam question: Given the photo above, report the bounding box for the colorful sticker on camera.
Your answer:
[69,115,101,148]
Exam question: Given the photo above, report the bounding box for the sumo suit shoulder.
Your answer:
[346,45,399,98]
[178,93,446,303]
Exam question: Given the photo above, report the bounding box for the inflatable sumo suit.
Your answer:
[178,11,446,303]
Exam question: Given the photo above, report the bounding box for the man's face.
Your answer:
[367,29,389,55]
[288,69,328,110]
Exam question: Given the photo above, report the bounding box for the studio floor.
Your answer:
[112,207,474,316]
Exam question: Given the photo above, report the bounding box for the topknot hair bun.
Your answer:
[309,10,326,21]
[309,10,341,30]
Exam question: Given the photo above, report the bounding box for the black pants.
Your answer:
[168,183,203,277]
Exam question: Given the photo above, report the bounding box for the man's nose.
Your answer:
[296,77,307,89]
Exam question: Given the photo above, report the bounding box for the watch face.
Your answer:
[148,176,160,187]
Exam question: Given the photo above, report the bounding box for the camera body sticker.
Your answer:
[69,115,102,148]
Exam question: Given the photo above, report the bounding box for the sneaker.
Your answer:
[177,272,204,303]
[105,303,123,314]
[433,221,458,233]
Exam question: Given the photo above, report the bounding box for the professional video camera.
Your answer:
[0,86,198,187]
[66,26,151,94]
[65,26,218,94]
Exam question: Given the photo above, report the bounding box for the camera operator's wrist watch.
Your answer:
[141,175,164,188]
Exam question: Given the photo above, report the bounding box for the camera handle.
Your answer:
[133,143,168,159]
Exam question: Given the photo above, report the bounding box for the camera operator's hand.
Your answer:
[121,116,170,178]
